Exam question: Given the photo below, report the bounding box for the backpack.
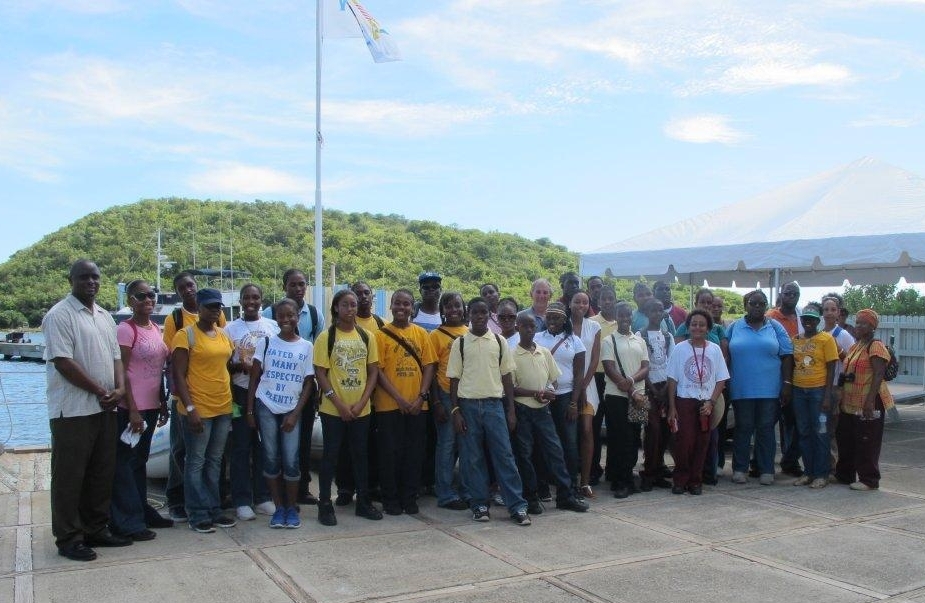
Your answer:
[870,339,899,382]
[458,332,504,366]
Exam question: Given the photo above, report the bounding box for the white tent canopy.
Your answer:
[580,157,925,288]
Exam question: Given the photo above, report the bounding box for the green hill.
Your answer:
[0,198,580,326]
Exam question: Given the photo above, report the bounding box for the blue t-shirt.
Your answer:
[727,317,793,400]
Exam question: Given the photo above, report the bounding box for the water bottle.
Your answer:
[818,413,827,434]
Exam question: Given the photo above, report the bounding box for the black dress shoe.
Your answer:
[438,499,469,510]
[297,491,319,505]
[147,515,175,529]
[702,475,719,486]
[613,486,630,499]
[383,501,403,516]
[85,530,132,547]
[335,492,354,506]
[688,485,703,496]
[59,541,97,561]
[130,529,157,541]
[527,499,545,515]
[355,501,383,520]
[671,485,686,495]
[652,478,673,489]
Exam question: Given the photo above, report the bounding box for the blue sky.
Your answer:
[1,0,924,266]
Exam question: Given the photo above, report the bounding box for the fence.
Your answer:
[875,315,925,385]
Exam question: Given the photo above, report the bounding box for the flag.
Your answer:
[323,0,401,63]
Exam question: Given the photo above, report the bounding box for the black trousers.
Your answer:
[601,394,638,488]
[50,411,117,548]
[376,410,428,505]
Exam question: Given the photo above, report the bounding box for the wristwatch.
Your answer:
[419,391,430,401]
[324,389,335,399]
[185,405,196,413]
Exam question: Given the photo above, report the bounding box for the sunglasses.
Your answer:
[498,314,517,320]
[132,291,157,301]
[748,300,768,308]
[202,302,223,310]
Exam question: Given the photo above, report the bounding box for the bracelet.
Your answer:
[783,380,792,385]
[568,403,578,409]
[451,406,460,415]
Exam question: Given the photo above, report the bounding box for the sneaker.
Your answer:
[335,492,354,506]
[793,476,812,486]
[318,501,337,526]
[439,499,469,511]
[255,501,276,515]
[491,491,505,507]
[850,481,875,491]
[191,521,215,534]
[269,508,286,528]
[355,500,383,520]
[537,487,552,502]
[285,507,301,529]
[759,474,774,486]
[297,490,319,505]
[556,497,589,512]
[402,501,419,515]
[511,510,532,526]
[526,499,544,515]
[213,515,237,528]
[472,505,490,522]
[169,506,188,521]
[383,501,403,516]
[810,478,828,489]
[236,505,256,521]
[146,514,175,529]
[731,472,747,484]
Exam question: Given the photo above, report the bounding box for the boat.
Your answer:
[0,331,44,361]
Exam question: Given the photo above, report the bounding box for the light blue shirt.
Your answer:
[262,302,324,343]
[727,318,793,400]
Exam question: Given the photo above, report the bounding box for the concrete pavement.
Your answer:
[3,401,925,603]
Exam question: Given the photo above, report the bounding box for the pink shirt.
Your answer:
[117,320,170,411]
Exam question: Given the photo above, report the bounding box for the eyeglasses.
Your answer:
[498,314,517,321]
[132,291,157,301]
[202,302,223,310]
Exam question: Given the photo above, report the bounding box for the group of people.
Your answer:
[43,260,894,562]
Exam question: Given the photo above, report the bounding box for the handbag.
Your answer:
[611,334,650,423]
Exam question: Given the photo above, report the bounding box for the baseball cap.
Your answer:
[196,288,223,306]
[418,271,442,284]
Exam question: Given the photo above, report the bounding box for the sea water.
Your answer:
[0,358,49,448]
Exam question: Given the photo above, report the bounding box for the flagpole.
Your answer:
[313,0,324,312]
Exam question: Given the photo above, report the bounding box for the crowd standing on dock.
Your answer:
[43,259,896,562]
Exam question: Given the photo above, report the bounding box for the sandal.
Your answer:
[580,484,596,499]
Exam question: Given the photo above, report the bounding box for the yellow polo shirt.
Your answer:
[512,343,561,409]
[446,331,514,399]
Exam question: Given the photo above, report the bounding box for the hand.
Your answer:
[861,397,875,419]
[397,398,413,415]
[452,410,467,434]
[780,385,792,406]
[129,409,144,433]
[187,410,203,434]
[506,409,517,433]
[157,403,170,428]
[98,388,123,410]
[336,401,355,422]
[700,401,713,416]
[246,412,257,430]
[281,411,300,433]
[433,402,448,424]
[566,404,578,421]
[408,398,423,416]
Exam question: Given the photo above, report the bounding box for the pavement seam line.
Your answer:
[245,547,318,603]
[540,575,614,603]
[715,545,891,600]
[14,573,34,603]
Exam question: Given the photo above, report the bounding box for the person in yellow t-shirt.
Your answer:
[169,288,235,533]
[313,289,381,526]
[790,303,839,489]
[429,292,470,509]
[372,289,437,515]
[161,271,228,521]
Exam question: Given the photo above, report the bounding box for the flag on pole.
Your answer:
[323,0,401,63]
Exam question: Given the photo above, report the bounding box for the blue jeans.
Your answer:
[457,398,526,515]
[791,386,830,479]
[230,385,271,505]
[110,407,160,535]
[255,400,302,481]
[513,403,573,501]
[434,390,469,505]
[732,398,778,475]
[181,413,232,526]
[549,393,579,488]
[779,403,802,470]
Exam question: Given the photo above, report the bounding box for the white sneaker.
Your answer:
[850,481,874,491]
[731,472,747,484]
[793,475,811,486]
[236,505,256,521]
[255,501,277,515]
[759,473,774,486]
[810,478,828,489]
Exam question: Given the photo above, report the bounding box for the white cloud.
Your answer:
[325,99,496,136]
[0,100,61,182]
[188,164,312,197]
[663,114,748,145]
[850,114,922,128]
